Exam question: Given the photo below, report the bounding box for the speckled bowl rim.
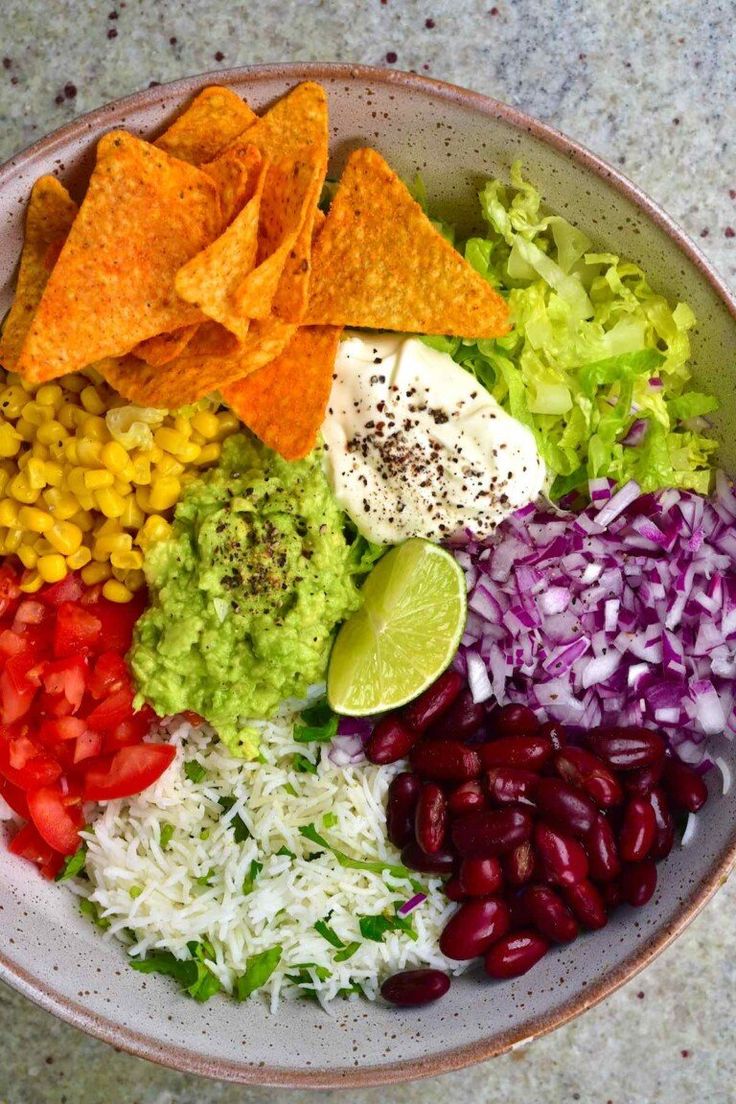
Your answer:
[0,62,735,1088]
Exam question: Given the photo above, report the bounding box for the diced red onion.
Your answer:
[622,418,649,446]
[714,755,732,795]
[467,651,493,703]
[328,733,365,767]
[397,893,427,917]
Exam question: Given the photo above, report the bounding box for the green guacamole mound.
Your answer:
[131,433,372,757]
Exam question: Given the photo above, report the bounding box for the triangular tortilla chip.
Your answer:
[100,316,296,408]
[155,85,256,166]
[0,176,78,370]
[222,325,341,460]
[16,132,221,383]
[304,148,510,338]
[174,153,267,343]
[201,144,263,228]
[130,324,199,367]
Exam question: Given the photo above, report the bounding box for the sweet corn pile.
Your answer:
[0,365,239,600]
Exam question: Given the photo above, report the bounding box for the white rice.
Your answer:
[76,700,467,1008]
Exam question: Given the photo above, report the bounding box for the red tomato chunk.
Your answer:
[0,567,172,877]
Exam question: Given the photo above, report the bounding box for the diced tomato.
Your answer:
[82,743,176,801]
[104,708,154,752]
[181,710,205,726]
[39,715,87,747]
[40,573,84,607]
[85,687,134,733]
[0,776,30,819]
[0,565,21,620]
[0,630,28,659]
[42,655,86,711]
[87,651,129,700]
[13,600,47,627]
[73,728,103,764]
[53,602,102,658]
[8,822,64,879]
[27,785,84,855]
[85,590,146,653]
[37,689,77,718]
[0,733,63,790]
[0,668,35,723]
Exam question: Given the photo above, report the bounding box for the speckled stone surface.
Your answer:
[0,1,734,1101]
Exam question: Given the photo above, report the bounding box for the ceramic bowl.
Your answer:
[0,63,735,1088]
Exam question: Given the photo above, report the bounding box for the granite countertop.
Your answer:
[0,1,734,1101]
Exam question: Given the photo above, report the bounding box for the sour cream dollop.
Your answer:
[321,333,545,545]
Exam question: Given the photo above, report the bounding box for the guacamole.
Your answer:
[131,433,372,756]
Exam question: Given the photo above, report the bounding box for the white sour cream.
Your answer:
[321,333,545,545]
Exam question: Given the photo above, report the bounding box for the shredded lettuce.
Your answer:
[439,163,718,498]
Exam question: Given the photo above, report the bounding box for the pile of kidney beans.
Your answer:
[369,671,709,1008]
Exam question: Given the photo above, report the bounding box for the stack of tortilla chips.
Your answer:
[1,82,509,460]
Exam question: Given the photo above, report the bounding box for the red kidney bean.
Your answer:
[427,689,486,742]
[410,741,481,782]
[444,876,466,903]
[479,734,554,772]
[585,813,621,882]
[448,780,486,815]
[484,930,550,978]
[554,747,623,808]
[562,879,607,930]
[623,758,664,797]
[386,772,421,848]
[439,897,510,960]
[534,823,588,887]
[601,879,623,910]
[381,968,451,1006]
[523,885,578,942]
[402,670,465,734]
[490,703,539,738]
[662,757,708,813]
[587,727,665,770]
[618,796,656,862]
[534,778,597,836]
[415,782,447,855]
[537,720,567,751]
[503,841,536,886]
[621,860,657,907]
[451,806,534,858]
[366,717,417,765]
[648,786,675,861]
[485,766,538,805]
[458,856,504,897]
[401,841,456,875]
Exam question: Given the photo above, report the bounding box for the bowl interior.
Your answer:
[0,64,735,1087]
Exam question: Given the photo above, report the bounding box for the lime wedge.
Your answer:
[327,538,467,716]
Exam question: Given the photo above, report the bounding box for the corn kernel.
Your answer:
[81,414,109,441]
[77,493,96,513]
[43,490,79,521]
[94,516,121,538]
[84,468,115,491]
[173,415,192,438]
[80,386,105,415]
[63,438,79,464]
[14,418,36,442]
[154,427,187,454]
[18,506,54,533]
[19,571,43,593]
[94,532,132,558]
[4,528,22,552]
[37,554,67,583]
[67,467,87,496]
[76,437,102,465]
[36,384,63,409]
[33,538,54,556]
[21,401,54,427]
[141,445,164,465]
[155,454,184,478]
[46,520,83,555]
[70,510,95,533]
[0,421,22,457]
[215,411,239,438]
[136,514,171,548]
[95,486,126,518]
[196,442,222,466]
[189,429,206,447]
[81,561,112,585]
[102,579,134,603]
[149,475,181,511]
[130,455,151,485]
[26,457,48,490]
[47,439,67,462]
[60,373,86,394]
[0,385,28,419]
[110,549,143,571]
[66,546,92,570]
[100,440,130,475]
[9,473,39,503]
[0,499,19,527]
[43,461,64,487]
[36,420,68,447]
[17,544,37,569]
[174,441,201,463]
[122,568,146,592]
[0,470,10,498]
[135,486,151,513]
[83,365,105,387]
[120,497,145,529]
[57,403,79,431]
[112,478,131,497]
[191,410,220,439]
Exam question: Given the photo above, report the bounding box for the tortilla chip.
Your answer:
[155,86,256,166]
[130,324,199,367]
[100,316,296,408]
[222,325,341,460]
[225,83,329,322]
[16,132,221,383]
[0,176,78,370]
[304,148,510,338]
[201,144,263,228]
[174,155,267,342]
